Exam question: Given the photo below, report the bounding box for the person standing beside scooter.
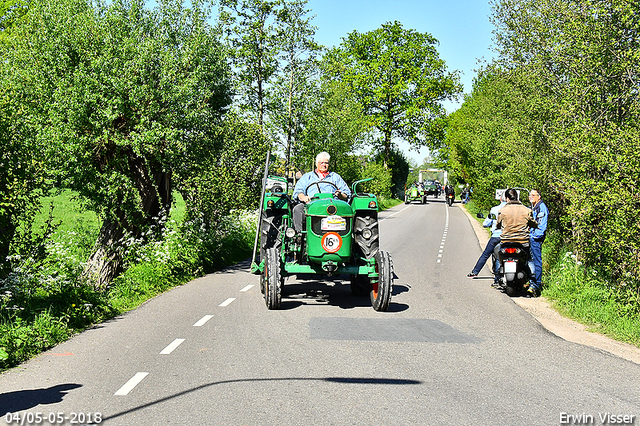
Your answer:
[528,189,548,297]
[467,192,507,285]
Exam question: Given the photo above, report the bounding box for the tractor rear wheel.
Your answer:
[371,251,393,311]
[263,248,283,309]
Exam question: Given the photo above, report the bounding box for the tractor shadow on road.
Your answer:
[279,278,409,312]
[0,383,82,416]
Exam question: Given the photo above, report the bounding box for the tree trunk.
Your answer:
[0,218,16,276]
[83,217,126,291]
[84,155,172,290]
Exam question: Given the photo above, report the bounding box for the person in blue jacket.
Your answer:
[528,188,549,297]
[467,192,507,285]
[292,152,351,233]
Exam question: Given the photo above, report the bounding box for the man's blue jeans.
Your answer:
[472,236,501,280]
[530,236,544,290]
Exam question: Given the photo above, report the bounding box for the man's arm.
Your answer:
[329,173,351,197]
[292,173,312,202]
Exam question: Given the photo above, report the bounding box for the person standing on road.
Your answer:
[291,152,351,233]
[528,189,549,297]
[467,193,507,286]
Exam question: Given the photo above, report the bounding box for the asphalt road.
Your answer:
[1,198,639,426]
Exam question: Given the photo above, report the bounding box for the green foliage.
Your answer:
[371,147,410,199]
[0,0,28,37]
[449,0,640,327]
[177,113,270,221]
[294,78,369,175]
[325,21,462,165]
[1,189,258,371]
[358,162,393,199]
[266,0,322,177]
[0,75,49,274]
[218,0,284,127]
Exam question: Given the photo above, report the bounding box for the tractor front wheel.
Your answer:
[371,251,393,311]
[263,248,283,309]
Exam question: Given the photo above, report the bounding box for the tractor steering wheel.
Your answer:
[304,181,340,198]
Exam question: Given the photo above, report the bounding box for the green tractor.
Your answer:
[404,183,426,204]
[251,166,393,312]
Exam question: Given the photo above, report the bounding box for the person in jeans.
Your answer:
[528,189,549,297]
[467,193,507,285]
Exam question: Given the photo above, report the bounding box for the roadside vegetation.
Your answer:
[2,0,637,371]
[446,0,640,348]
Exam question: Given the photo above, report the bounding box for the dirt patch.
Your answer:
[459,202,640,365]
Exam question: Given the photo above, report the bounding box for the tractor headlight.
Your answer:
[362,228,372,239]
[368,201,377,209]
[285,227,296,238]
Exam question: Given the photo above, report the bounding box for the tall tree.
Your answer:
[218,0,283,130]
[6,0,233,288]
[269,0,321,177]
[325,21,462,166]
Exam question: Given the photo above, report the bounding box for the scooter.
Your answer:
[446,192,454,206]
[496,242,535,296]
[477,209,535,296]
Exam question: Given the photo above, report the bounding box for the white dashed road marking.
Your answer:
[193,315,214,327]
[240,285,254,292]
[219,298,236,307]
[114,372,149,396]
[438,202,451,264]
[160,338,186,355]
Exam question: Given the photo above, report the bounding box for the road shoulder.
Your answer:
[458,201,640,365]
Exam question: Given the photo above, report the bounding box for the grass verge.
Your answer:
[0,192,256,372]
[462,200,640,348]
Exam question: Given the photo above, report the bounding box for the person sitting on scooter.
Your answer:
[496,188,537,245]
[444,183,455,205]
[495,188,538,291]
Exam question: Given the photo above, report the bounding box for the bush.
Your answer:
[0,200,258,371]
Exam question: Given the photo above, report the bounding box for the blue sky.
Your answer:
[147,0,495,163]
[305,0,496,163]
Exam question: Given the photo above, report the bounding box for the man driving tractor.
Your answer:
[292,152,351,233]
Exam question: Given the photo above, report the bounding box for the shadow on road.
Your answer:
[277,279,409,312]
[102,376,421,422]
[0,383,82,416]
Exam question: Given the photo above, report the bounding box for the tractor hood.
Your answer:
[306,197,353,217]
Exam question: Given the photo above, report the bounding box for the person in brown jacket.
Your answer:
[496,188,538,244]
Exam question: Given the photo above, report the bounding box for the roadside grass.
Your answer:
[0,191,255,371]
[378,196,403,210]
[543,250,640,347]
[1,190,406,371]
[462,201,640,348]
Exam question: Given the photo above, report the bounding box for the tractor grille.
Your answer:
[310,216,351,236]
